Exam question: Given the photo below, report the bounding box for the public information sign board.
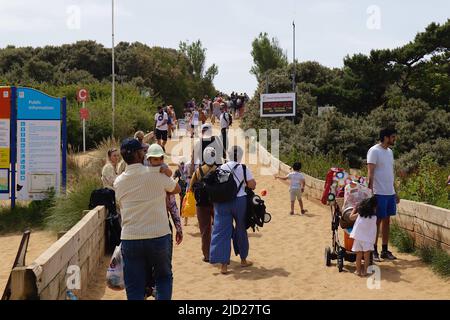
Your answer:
[0,87,11,199]
[260,93,296,117]
[16,88,63,201]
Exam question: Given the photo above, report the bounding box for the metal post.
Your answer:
[10,87,17,209]
[82,101,86,153]
[293,20,296,92]
[292,21,296,122]
[62,97,67,195]
[112,0,116,138]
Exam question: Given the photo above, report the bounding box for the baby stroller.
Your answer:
[322,168,373,272]
[245,187,272,232]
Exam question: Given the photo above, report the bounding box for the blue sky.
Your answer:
[0,0,448,97]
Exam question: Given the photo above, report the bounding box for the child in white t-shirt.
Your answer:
[349,196,378,277]
[276,162,307,215]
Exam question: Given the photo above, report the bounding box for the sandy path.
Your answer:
[0,231,56,295]
[85,123,449,300]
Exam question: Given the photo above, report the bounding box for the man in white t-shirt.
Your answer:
[154,106,169,148]
[367,128,400,261]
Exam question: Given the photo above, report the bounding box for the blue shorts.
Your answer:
[375,194,397,219]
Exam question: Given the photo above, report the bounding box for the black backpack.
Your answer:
[89,188,121,254]
[242,165,271,232]
[192,166,213,207]
[203,163,244,203]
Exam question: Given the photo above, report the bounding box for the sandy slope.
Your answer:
[85,123,450,300]
[1,121,447,300]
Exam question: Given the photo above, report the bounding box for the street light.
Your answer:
[112,0,116,137]
[292,20,296,92]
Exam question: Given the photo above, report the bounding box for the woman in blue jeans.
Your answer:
[209,146,257,274]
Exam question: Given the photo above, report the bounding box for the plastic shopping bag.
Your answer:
[181,191,197,218]
[106,245,125,291]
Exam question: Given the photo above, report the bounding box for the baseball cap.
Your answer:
[146,144,165,159]
[121,138,145,155]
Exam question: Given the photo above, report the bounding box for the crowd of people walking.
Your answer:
[99,86,404,300]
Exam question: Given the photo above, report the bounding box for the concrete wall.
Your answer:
[255,141,450,254]
[11,206,106,300]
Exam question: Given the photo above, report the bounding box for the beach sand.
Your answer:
[0,231,56,295]
[1,123,448,300]
[85,127,450,300]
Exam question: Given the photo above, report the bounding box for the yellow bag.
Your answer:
[182,191,197,218]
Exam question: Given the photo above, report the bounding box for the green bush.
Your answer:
[281,149,348,180]
[430,248,450,277]
[0,191,55,234]
[416,246,450,277]
[389,223,415,253]
[390,224,450,278]
[44,174,101,233]
[37,82,159,151]
[398,157,450,209]
[415,246,435,264]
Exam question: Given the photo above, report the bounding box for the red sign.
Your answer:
[76,88,89,102]
[80,108,89,120]
[0,87,11,119]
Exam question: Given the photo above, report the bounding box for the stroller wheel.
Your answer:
[338,258,344,272]
[325,247,332,267]
[264,213,272,224]
[337,249,345,272]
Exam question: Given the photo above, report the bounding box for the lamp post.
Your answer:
[292,20,296,122]
[292,20,296,92]
[112,0,116,137]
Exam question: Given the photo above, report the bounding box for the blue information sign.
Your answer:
[17,88,61,120]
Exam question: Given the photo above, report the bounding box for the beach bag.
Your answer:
[192,167,212,207]
[181,191,197,217]
[89,188,121,254]
[203,163,243,203]
[106,245,125,291]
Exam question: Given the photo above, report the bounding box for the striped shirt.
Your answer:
[114,164,177,240]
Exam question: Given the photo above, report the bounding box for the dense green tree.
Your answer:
[250,32,288,81]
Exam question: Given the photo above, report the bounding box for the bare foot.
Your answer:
[354,271,362,277]
[241,260,253,267]
[220,264,228,274]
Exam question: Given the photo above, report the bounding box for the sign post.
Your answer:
[16,87,64,201]
[76,89,89,153]
[260,93,296,118]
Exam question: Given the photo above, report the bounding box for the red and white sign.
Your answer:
[80,108,89,120]
[76,88,89,102]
